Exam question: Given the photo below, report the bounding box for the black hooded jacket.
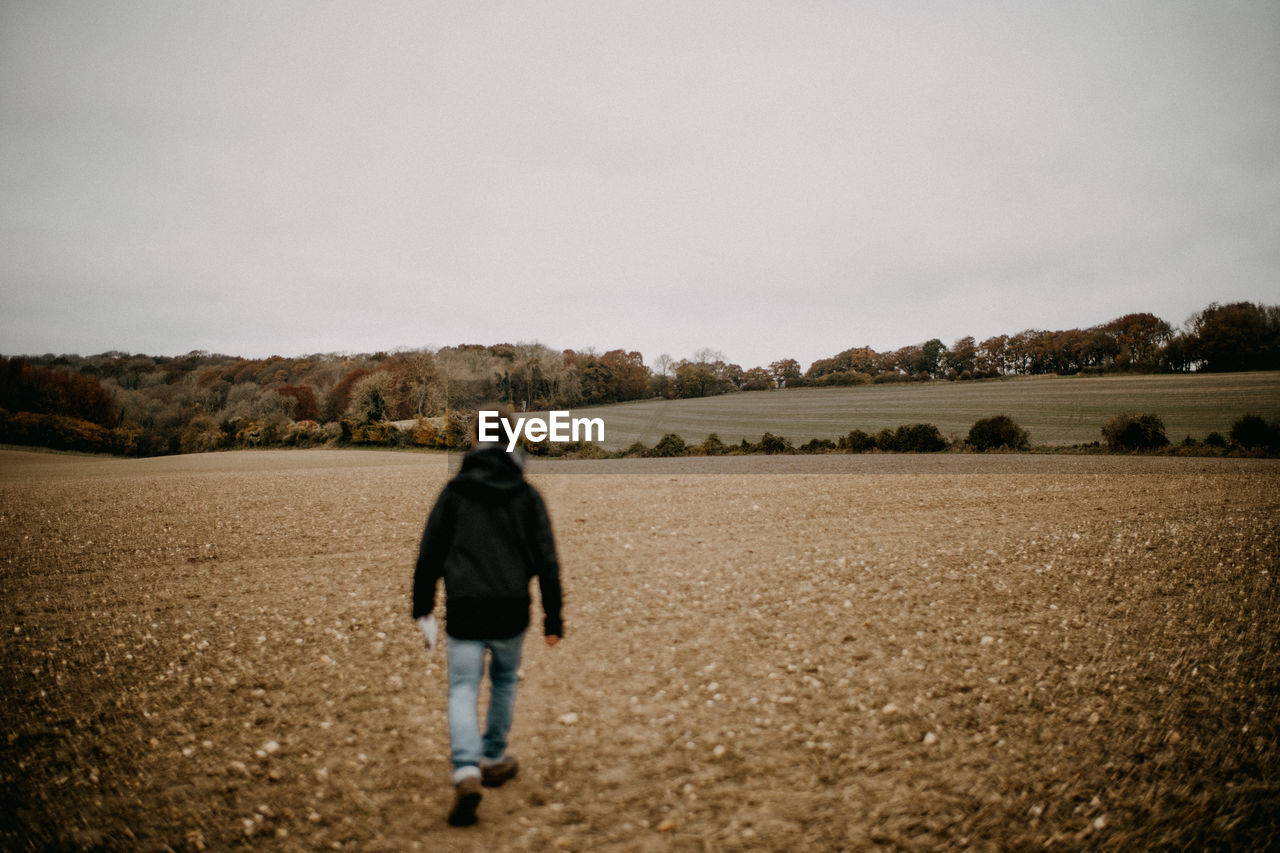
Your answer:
[412,447,563,640]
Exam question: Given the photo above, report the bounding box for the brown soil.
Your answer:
[2,448,1278,851]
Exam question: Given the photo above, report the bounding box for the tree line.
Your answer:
[0,300,1276,457]
[799,302,1279,384]
[526,411,1277,459]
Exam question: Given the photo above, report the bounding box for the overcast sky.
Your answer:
[2,1,1277,370]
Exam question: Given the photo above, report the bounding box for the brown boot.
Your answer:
[447,776,482,826]
[481,755,519,788]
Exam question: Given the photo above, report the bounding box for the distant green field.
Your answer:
[566,372,1280,449]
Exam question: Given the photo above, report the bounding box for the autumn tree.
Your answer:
[276,384,320,421]
[505,343,567,410]
[806,346,885,381]
[0,357,117,426]
[1101,312,1172,371]
[561,349,650,404]
[946,337,977,378]
[672,360,716,398]
[1186,302,1280,372]
[378,351,442,418]
[434,345,504,410]
[577,353,618,405]
[915,338,948,378]
[346,372,398,423]
[651,353,674,398]
[768,358,801,388]
[976,335,1009,376]
[599,350,649,401]
[740,367,772,391]
[324,368,373,422]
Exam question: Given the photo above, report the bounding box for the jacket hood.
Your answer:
[450,446,528,499]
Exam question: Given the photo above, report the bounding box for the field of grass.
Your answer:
[3,449,1278,850]
[570,372,1280,449]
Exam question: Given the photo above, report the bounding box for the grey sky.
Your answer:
[2,1,1278,370]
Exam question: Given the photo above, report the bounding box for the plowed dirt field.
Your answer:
[2,448,1278,851]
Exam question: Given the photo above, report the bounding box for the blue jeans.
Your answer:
[446,632,525,780]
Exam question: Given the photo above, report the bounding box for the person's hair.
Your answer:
[469,403,517,446]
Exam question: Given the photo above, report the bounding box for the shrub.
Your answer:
[1204,431,1227,448]
[810,370,872,387]
[349,421,398,445]
[700,433,727,456]
[0,409,114,453]
[282,419,323,447]
[523,438,555,456]
[838,429,875,453]
[109,427,143,456]
[649,433,689,457]
[257,413,290,446]
[234,419,264,446]
[441,412,467,449]
[1101,413,1169,452]
[410,418,441,447]
[967,415,1029,452]
[180,414,223,453]
[1229,414,1280,450]
[877,423,947,452]
[798,438,836,454]
[898,423,948,452]
[569,442,611,460]
[757,432,792,454]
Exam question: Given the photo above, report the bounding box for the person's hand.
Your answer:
[545,635,560,648]
[417,614,438,652]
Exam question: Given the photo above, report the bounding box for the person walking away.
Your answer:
[411,407,564,827]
